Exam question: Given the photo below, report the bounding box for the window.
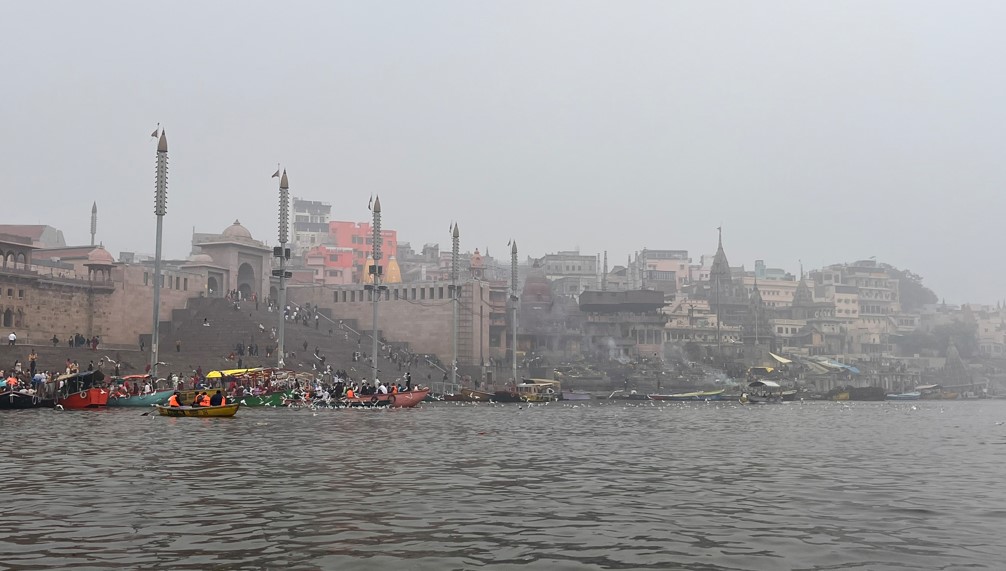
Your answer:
[175,276,180,289]
[420,288,426,300]
[351,291,356,302]
[144,272,149,286]
[6,288,12,299]
[334,291,339,302]
[183,278,188,291]
[17,289,24,299]
[438,287,444,299]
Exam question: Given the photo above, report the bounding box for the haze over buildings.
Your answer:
[3,2,1005,303]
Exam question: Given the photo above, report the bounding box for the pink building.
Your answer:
[327,221,398,283]
[304,245,355,285]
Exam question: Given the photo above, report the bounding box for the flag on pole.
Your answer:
[150,123,160,138]
[368,195,373,211]
[271,164,281,178]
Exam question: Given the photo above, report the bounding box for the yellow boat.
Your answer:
[156,403,240,417]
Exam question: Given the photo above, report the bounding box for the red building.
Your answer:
[327,221,398,283]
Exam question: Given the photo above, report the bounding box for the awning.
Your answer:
[206,368,262,379]
[769,352,792,364]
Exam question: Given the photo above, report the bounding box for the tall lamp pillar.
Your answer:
[276,170,290,368]
[151,130,168,378]
[369,196,383,383]
[450,223,459,392]
[510,240,518,384]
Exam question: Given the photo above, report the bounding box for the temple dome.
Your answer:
[187,253,214,264]
[222,220,253,240]
[86,245,115,265]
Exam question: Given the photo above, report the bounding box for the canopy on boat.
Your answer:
[915,384,941,391]
[769,352,792,364]
[748,379,781,388]
[206,368,263,379]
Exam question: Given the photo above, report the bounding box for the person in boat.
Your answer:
[377,381,388,395]
[191,391,205,406]
[199,392,211,407]
[345,386,356,399]
[210,390,225,406]
[167,392,182,407]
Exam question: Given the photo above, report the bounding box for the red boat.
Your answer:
[344,387,430,408]
[55,370,110,409]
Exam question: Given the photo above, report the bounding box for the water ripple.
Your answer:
[2,400,1005,569]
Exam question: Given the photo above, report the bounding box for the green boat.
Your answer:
[231,391,294,407]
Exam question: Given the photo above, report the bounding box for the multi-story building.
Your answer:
[580,290,667,361]
[328,221,398,283]
[639,249,690,295]
[541,250,597,297]
[291,197,332,257]
[303,245,354,285]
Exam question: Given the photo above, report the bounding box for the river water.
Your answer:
[2,399,1006,570]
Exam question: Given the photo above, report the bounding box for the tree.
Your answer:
[881,265,938,311]
[932,321,979,358]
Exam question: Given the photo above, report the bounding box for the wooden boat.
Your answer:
[607,390,650,401]
[343,387,430,408]
[743,380,784,404]
[232,391,293,407]
[516,378,561,402]
[442,388,494,402]
[108,389,174,407]
[886,391,921,401]
[561,390,592,401]
[156,403,240,417]
[55,371,109,409]
[108,376,173,407]
[649,389,724,401]
[0,390,51,409]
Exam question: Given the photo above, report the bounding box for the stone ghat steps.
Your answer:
[143,297,447,383]
[0,343,148,376]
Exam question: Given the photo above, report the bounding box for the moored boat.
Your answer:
[885,391,921,401]
[156,403,240,417]
[342,387,430,408]
[649,389,724,401]
[108,375,173,407]
[55,371,109,409]
[561,390,592,401]
[516,378,561,402]
[0,390,51,410]
[108,389,174,407]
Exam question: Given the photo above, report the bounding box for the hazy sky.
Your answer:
[2,1,1003,303]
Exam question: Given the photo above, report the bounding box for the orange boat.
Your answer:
[344,387,430,408]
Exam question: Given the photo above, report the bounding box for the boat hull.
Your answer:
[107,389,173,407]
[886,392,921,401]
[649,389,724,401]
[0,391,50,409]
[58,388,109,409]
[343,388,430,408]
[156,403,240,417]
[233,392,291,407]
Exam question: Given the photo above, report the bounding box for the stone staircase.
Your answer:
[138,297,449,384]
[0,297,451,384]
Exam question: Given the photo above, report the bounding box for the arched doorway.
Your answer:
[2,309,12,328]
[237,262,255,300]
[207,276,219,297]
